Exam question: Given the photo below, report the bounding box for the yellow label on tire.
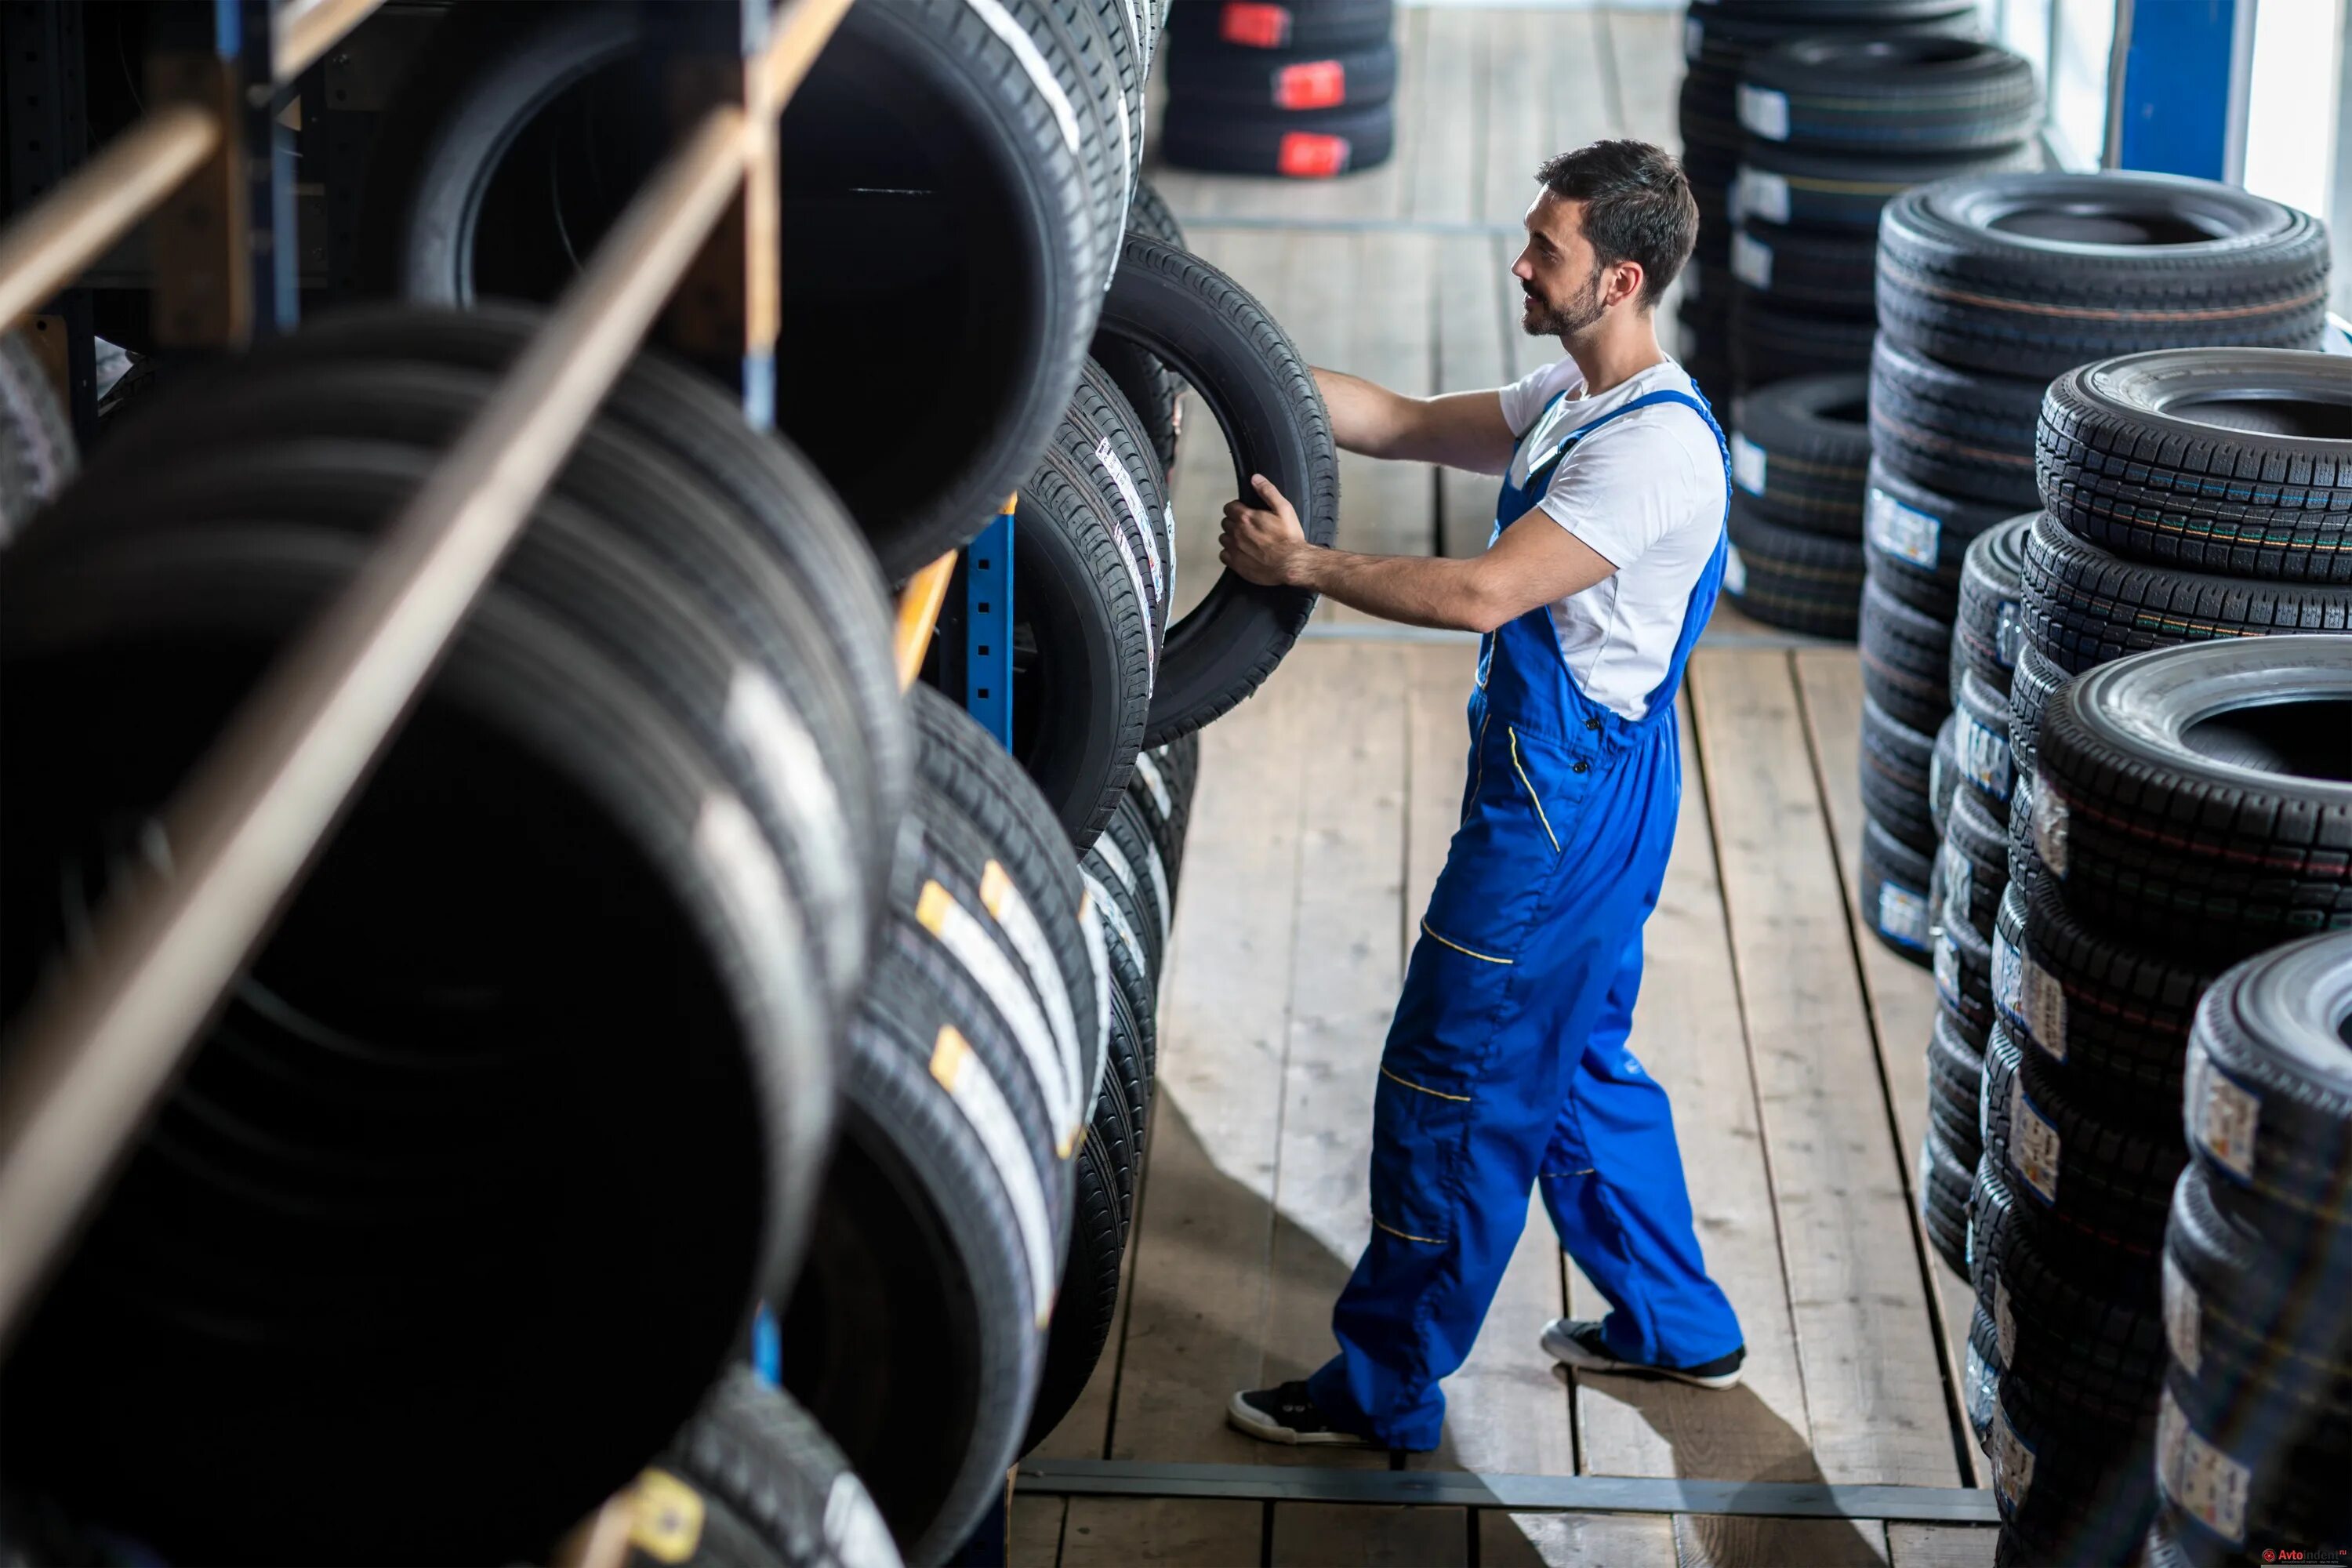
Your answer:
[628,1469,706,1563]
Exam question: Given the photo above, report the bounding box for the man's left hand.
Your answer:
[1219,474,1311,587]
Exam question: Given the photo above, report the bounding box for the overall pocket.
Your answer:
[1420,721,1595,967]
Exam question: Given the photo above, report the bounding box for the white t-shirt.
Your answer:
[1494,357,1726,723]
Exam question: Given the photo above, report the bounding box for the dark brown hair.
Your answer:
[1535,140,1699,310]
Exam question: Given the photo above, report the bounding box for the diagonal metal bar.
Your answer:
[0,105,220,336]
[0,0,868,1353]
[1014,1460,2002,1525]
[273,0,387,83]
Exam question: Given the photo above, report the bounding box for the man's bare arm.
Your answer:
[1314,368,1520,475]
[1219,476,1615,633]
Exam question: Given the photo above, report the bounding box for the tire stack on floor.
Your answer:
[1160,0,1397,179]
[2147,933,2352,1566]
[1705,16,2032,637]
[1671,0,1979,402]
[1728,31,2034,393]
[1911,511,2031,1272]
[1960,347,2352,1566]
[1722,372,1871,635]
[1854,173,2334,970]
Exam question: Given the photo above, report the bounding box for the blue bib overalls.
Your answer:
[1303,384,1746,1450]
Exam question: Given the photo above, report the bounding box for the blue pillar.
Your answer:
[2111,0,2250,181]
[964,499,1017,750]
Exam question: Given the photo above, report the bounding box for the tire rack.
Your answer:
[0,0,892,1419]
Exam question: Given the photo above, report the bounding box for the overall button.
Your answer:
[1584,717,1602,731]
[1572,760,1588,773]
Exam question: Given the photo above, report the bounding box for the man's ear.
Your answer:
[1610,259,1646,310]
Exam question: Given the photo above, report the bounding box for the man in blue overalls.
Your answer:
[1218,140,1746,1451]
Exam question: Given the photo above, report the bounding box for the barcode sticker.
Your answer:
[1866,486,1941,568]
[1730,432,1769,495]
[1737,166,1790,224]
[2162,1250,2200,1375]
[2189,1047,2261,1183]
[1731,230,1774,290]
[2158,1385,2250,1544]
[1940,840,1973,931]
[2008,1075,2061,1204]
[1878,880,1928,950]
[1991,927,2023,1025]
[1737,84,1791,140]
[2031,784,2069,877]
[1957,703,2013,801]
[1933,929,1961,1004]
[1989,1402,2035,1511]
[2020,953,2067,1062]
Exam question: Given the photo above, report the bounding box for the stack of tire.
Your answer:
[1160,0,1397,179]
[1726,32,2036,393]
[1721,372,1873,635]
[1853,173,2333,970]
[0,305,913,1565]
[1673,0,1980,402]
[2147,933,2352,1566]
[779,685,1200,1563]
[1962,345,2352,1566]
[1911,510,2031,1273]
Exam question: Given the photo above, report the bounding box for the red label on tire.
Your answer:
[1276,132,1352,177]
[1219,2,1292,47]
[1273,60,1346,109]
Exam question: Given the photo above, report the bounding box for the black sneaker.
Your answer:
[1226,1381,1376,1446]
[1541,1318,1745,1389]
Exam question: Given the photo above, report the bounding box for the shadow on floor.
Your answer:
[1080,1097,1887,1566]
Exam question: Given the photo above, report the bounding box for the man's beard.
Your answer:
[1522,264,1606,339]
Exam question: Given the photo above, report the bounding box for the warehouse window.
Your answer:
[2241,0,2349,311]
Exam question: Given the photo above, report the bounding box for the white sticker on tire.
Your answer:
[975,857,1084,1140]
[2161,1250,2201,1376]
[919,879,1079,1152]
[1989,1400,2035,1510]
[1736,166,1791,224]
[1878,880,1928,949]
[1730,431,1769,495]
[1933,927,1961,1003]
[1991,924,2022,1020]
[1994,1272,2016,1368]
[2158,1383,2250,1544]
[1083,866,1149,982]
[1737,83,1791,140]
[1723,541,1748,597]
[928,1025,1060,1327]
[1093,433,1163,605]
[2007,1074,2061,1205]
[1995,599,2022,669]
[964,0,1083,154]
[1138,835,1172,941]
[2020,953,2067,1063]
[1100,499,1157,677]
[1730,230,1773,290]
[692,793,801,992]
[1956,704,2013,801]
[2187,1046,2261,1183]
[1865,485,1942,568]
[1078,887,1112,1100]
[824,1471,901,1568]
[1940,840,1973,933]
[2030,784,2069,878]
[1133,750,1174,822]
[727,668,858,983]
[1684,15,1704,60]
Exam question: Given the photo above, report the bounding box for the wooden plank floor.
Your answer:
[1018,11,1992,1565]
